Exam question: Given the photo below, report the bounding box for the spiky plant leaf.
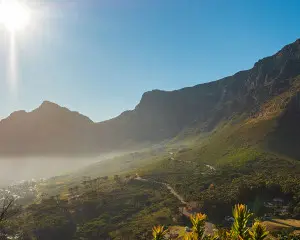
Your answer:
[249,220,269,240]
[152,225,167,240]
[190,213,207,240]
[184,232,196,240]
[231,204,253,239]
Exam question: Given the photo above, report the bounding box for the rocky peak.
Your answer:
[136,90,170,110]
[245,39,300,97]
[35,101,93,124]
[37,101,65,112]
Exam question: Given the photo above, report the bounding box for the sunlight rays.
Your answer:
[8,33,17,94]
[0,0,31,94]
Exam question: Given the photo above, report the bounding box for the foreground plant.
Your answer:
[152,225,167,240]
[249,220,269,240]
[190,213,207,240]
[183,232,195,240]
[231,204,253,239]
[152,203,270,240]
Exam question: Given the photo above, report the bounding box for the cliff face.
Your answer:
[1,39,300,156]
[95,39,300,147]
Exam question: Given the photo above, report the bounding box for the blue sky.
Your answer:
[0,0,299,121]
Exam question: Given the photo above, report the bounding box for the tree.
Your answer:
[0,196,19,240]
[114,175,121,184]
[0,197,15,223]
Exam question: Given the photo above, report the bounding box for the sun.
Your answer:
[0,0,31,32]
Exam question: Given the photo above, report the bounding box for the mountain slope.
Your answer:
[135,76,300,221]
[1,39,300,156]
[95,39,300,147]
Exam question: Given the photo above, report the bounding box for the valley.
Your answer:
[1,39,300,239]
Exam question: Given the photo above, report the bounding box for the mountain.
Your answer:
[1,39,300,156]
[0,101,98,156]
[95,39,300,147]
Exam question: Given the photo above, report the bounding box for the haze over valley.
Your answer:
[0,1,300,239]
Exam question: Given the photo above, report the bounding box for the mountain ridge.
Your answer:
[1,38,300,156]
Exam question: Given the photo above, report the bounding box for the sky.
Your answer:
[0,0,299,122]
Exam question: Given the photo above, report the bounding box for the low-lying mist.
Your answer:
[0,152,127,187]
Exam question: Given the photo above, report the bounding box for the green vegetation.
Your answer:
[137,99,300,222]
[189,213,207,239]
[2,178,181,239]
[152,204,269,240]
[2,78,300,239]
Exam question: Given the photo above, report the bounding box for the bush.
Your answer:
[152,204,269,240]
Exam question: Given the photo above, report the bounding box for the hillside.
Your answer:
[0,39,300,156]
[136,75,300,223]
[2,39,300,239]
[95,39,300,147]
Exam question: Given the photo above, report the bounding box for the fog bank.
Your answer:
[0,153,125,186]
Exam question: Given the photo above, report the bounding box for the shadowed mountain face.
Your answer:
[0,101,98,156]
[268,92,300,159]
[95,39,300,148]
[1,39,300,156]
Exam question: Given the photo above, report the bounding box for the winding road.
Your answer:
[135,175,186,204]
[135,174,214,235]
[134,162,216,205]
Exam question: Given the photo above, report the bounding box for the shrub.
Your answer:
[152,204,270,240]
